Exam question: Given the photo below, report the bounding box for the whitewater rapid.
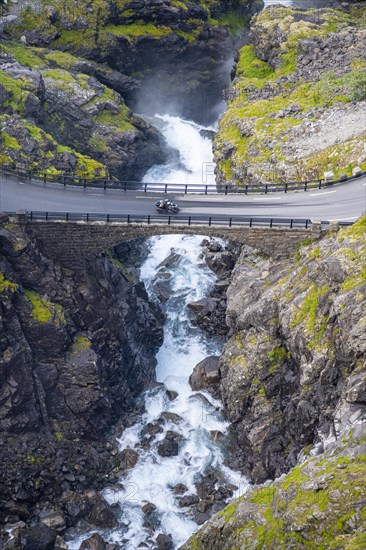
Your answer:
[142,114,216,186]
[69,233,248,550]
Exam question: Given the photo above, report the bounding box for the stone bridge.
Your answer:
[11,216,321,270]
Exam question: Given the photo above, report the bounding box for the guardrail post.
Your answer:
[86,213,89,222]
[46,212,48,221]
[66,212,69,221]
[205,185,208,195]
[250,218,253,227]
[245,185,248,195]
[290,219,293,229]
[165,184,168,194]
[107,214,110,223]
[44,174,47,183]
[144,183,147,193]
[127,214,130,224]
[270,218,273,228]
[185,185,188,194]
[168,216,171,225]
[30,211,33,221]
[265,184,268,194]
[84,179,86,189]
[209,217,212,226]
[304,181,307,192]
[104,180,107,191]
[229,217,232,227]
[319,179,322,189]
[188,216,191,226]
[285,183,288,193]
[225,185,228,195]
[148,215,150,224]
[124,181,127,192]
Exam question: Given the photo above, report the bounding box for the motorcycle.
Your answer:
[156,198,180,214]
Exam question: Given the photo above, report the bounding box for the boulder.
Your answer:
[79,533,106,550]
[87,495,118,528]
[189,356,221,391]
[119,448,139,469]
[324,171,334,182]
[156,533,173,550]
[352,166,362,177]
[18,524,57,550]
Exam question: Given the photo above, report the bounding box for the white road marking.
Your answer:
[309,190,337,197]
[328,216,358,221]
[252,197,281,201]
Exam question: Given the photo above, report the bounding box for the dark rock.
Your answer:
[178,494,199,507]
[189,356,221,392]
[158,412,183,424]
[156,533,173,550]
[192,509,210,525]
[18,523,57,550]
[87,495,119,528]
[79,533,106,550]
[166,390,178,401]
[172,484,188,494]
[118,449,139,469]
[157,437,179,457]
[142,502,157,515]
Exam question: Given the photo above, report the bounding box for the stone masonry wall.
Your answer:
[8,215,321,269]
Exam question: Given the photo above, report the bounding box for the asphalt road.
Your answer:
[1,173,365,221]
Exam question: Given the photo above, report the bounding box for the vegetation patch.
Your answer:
[24,289,65,324]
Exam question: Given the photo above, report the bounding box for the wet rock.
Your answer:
[156,533,173,550]
[158,439,179,457]
[18,523,57,550]
[39,509,66,531]
[79,533,106,550]
[119,449,139,469]
[87,495,118,529]
[166,390,178,401]
[157,252,182,269]
[189,356,221,392]
[54,536,69,549]
[141,422,164,437]
[178,494,199,507]
[192,509,210,525]
[158,412,183,424]
[142,502,157,515]
[172,484,188,494]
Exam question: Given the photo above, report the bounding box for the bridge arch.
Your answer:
[14,218,320,270]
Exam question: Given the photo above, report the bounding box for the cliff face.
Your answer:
[0,216,163,523]
[0,0,262,180]
[181,217,366,549]
[214,2,366,185]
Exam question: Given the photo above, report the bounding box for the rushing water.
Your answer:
[70,234,248,549]
[143,114,216,186]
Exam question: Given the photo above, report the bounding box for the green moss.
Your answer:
[5,42,45,70]
[291,283,330,333]
[1,132,21,151]
[72,335,92,352]
[110,257,134,281]
[96,104,134,133]
[0,273,18,294]
[105,22,172,41]
[24,289,65,324]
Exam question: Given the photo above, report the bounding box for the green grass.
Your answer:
[1,132,21,150]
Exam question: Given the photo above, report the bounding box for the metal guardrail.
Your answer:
[1,166,365,195]
[6,211,352,229]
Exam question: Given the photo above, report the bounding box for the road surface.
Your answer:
[0,173,365,221]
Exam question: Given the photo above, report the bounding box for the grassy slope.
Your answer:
[214,4,366,184]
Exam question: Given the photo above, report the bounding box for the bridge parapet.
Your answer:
[8,216,321,270]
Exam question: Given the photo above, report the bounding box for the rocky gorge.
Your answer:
[0,0,262,180]
[0,0,365,549]
[182,216,366,549]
